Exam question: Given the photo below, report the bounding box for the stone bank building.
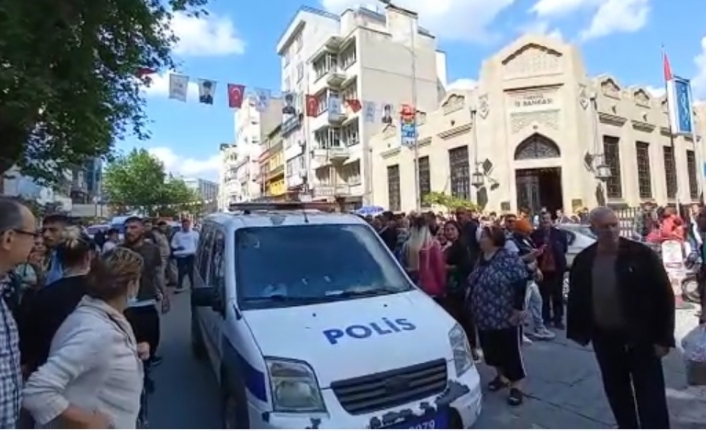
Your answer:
[370,35,706,214]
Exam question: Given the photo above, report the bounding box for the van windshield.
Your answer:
[235,224,413,309]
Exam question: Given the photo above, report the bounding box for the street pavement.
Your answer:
[149,294,706,429]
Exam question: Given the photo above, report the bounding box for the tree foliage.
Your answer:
[423,192,478,211]
[0,0,208,184]
[103,148,199,215]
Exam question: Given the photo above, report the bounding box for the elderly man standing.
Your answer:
[0,198,38,428]
[567,207,674,429]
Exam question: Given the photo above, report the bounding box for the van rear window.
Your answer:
[235,224,411,308]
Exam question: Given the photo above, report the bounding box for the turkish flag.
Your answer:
[346,99,362,113]
[135,67,156,78]
[228,84,246,109]
[305,95,318,117]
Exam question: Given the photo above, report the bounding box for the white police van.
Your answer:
[190,202,482,429]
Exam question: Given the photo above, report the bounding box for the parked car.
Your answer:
[556,224,596,268]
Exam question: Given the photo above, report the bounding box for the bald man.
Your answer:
[567,207,674,429]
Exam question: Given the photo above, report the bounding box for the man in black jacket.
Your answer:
[567,207,674,429]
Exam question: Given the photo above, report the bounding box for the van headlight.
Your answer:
[448,324,473,377]
[265,358,325,412]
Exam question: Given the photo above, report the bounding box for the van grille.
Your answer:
[330,359,448,415]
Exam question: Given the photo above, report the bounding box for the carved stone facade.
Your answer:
[370,34,704,213]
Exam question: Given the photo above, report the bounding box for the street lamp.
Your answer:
[470,104,485,189]
[589,93,611,181]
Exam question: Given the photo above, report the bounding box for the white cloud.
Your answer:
[692,36,706,101]
[518,20,563,40]
[529,0,650,41]
[320,0,517,43]
[580,0,650,40]
[447,78,477,90]
[148,146,220,180]
[171,12,245,56]
[141,72,200,98]
[530,0,600,18]
[645,86,665,98]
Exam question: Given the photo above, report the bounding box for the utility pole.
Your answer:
[378,0,420,211]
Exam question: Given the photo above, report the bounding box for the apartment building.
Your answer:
[183,177,219,202]
[218,143,238,210]
[258,124,287,199]
[276,5,446,208]
[230,96,282,203]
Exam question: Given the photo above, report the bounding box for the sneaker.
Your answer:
[522,334,533,345]
[533,328,556,340]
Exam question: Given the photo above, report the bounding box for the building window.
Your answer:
[314,127,341,149]
[448,146,470,201]
[387,165,401,211]
[340,44,357,69]
[635,141,652,199]
[418,156,431,202]
[603,136,622,199]
[663,146,677,199]
[295,34,302,52]
[313,54,338,80]
[341,118,359,146]
[341,79,358,102]
[687,149,698,200]
[296,63,304,82]
[342,161,361,185]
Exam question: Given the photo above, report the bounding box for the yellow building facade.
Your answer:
[260,125,287,199]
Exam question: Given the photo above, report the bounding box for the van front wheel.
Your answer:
[220,371,249,429]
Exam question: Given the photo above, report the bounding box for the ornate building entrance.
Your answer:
[514,134,563,215]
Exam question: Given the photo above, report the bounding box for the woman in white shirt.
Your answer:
[23,247,148,428]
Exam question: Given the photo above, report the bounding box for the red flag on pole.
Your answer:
[346,99,362,113]
[135,67,156,78]
[662,49,673,82]
[227,84,245,109]
[305,95,318,117]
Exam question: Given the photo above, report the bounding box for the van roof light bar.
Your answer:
[227,202,338,212]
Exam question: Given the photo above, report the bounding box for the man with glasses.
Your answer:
[0,198,38,428]
[41,214,69,285]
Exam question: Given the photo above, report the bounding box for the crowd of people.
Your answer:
[0,198,200,428]
[0,195,704,428]
[367,205,701,428]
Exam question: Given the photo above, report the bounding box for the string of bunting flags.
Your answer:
[141,71,416,132]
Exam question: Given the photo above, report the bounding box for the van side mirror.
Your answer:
[191,287,215,307]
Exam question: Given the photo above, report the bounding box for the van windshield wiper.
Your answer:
[323,287,403,299]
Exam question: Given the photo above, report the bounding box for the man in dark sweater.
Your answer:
[567,207,674,429]
[378,212,398,252]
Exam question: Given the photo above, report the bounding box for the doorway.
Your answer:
[515,167,563,216]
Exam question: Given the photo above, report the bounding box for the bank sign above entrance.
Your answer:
[514,93,554,108]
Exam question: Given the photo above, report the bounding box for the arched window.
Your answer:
[514,134,560,160]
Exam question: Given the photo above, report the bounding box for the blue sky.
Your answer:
[119,0,706,181]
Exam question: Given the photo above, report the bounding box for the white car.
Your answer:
[556,224,596,268]
[190,202,482,429]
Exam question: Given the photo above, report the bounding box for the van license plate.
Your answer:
[385,410,449,429]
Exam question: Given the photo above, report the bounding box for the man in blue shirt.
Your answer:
[41,214,69,285]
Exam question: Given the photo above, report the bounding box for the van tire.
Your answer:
[190,313,206,360]
[220,367,250,429]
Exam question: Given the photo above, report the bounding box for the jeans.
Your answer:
[176,255,195,291]
[538,271,564,324]
[525,281,547,332]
